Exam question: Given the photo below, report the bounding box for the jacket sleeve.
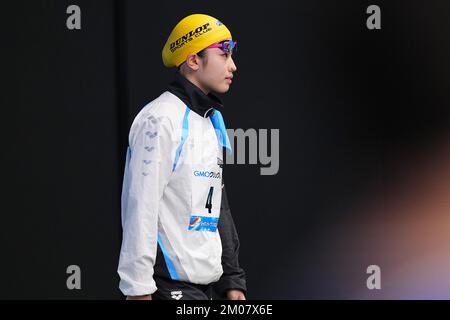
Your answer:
[213,176,247,298]
[117,114,174,296]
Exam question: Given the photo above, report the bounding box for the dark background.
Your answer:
[1,0,449,299]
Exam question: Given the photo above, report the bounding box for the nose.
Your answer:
[229,55,237,73]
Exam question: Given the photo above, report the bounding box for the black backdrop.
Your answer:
[1,0,449,299]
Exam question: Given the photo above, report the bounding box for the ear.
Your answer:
[185,54,201,71]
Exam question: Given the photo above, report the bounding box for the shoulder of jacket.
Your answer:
[132,91,187,129]
[128,91,187,145]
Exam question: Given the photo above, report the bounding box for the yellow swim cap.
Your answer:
[162,14,232,68]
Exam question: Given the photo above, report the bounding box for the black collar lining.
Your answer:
[167,71,224,118]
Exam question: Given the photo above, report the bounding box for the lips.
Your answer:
[225,76,233,83]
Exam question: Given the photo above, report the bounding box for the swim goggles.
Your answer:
[206,39,238,55]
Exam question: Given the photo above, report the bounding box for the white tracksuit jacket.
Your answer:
[117,90,229,296]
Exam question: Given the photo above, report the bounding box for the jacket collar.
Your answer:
[167,71,224,118]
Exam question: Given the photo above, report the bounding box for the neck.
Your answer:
[182,72,210,95]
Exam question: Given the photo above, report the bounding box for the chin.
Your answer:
[214,84,230,94]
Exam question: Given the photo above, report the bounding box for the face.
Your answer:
[195,46,237,94]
